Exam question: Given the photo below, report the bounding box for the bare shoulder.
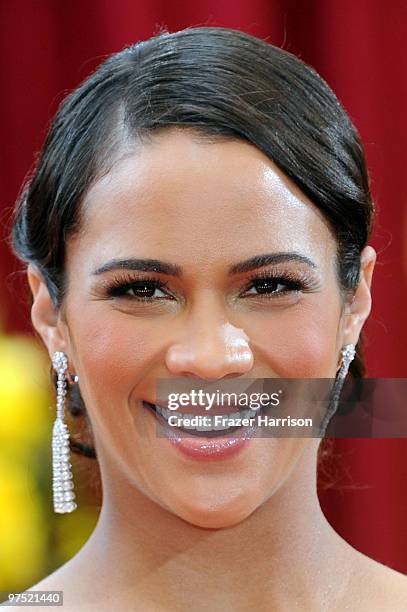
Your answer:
[33,570,97,611]
[0,568,95,612]
[373,562,407,610]
[346,551,407,611]
[0,575,57,610]
[4,571,156,612]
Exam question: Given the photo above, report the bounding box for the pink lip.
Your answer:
[144,401,254,461]
[167,434,251,461]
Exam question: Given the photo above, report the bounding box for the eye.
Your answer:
[105,277,173,301]
[123,281,168,299]
[242,274,306,297]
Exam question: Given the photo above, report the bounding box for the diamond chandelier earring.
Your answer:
[319,343,356,437]
[51,351,78,513]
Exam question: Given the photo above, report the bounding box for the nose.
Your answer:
[165,320,254,379]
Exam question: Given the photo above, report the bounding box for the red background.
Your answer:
[1,1,406,573]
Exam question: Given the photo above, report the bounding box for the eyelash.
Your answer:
[103,270,314,302]
[106,276,172,301]
[243,270,312,298]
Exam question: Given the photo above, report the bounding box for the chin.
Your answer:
[170,490,260,529]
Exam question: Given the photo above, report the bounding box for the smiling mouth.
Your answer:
[142,401,259,437]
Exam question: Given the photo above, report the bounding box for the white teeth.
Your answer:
[150,404,257,432]
[213,421,230,431]
[195,423,213,431]
[181,416,196,429]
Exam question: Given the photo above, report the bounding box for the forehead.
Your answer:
[73,129,336,269]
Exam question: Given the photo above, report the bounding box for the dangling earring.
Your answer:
[51,351,77,513]
[336,344,356,382]
[319,343,356,436]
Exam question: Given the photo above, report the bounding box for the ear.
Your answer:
[341,245,376,345]
[27,263,70,358]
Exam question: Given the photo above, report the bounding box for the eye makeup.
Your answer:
[240,268,321,299]
[93,264,321,304]
[104,275,173,301]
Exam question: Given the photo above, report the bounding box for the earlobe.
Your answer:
[27,263,67,356]
[342,245,377,345]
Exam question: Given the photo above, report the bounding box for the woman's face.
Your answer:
[31,128,374,528]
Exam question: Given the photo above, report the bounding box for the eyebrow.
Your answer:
[228,252,317,274]
[92,258,182,277]
[92,252,317,277]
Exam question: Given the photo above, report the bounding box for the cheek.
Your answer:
[67,310,158,410]
[246,298,342,377]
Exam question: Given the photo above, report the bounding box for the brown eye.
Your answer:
[249,279,284,294]
[125,282,167,299]
[244,276,304,296]
[106,278,173,301]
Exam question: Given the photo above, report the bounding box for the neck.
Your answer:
[72,441,356,610]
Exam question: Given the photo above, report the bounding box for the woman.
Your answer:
[8,26,407,611]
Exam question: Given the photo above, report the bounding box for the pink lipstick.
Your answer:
[143,400,255,461]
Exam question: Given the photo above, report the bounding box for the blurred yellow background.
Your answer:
[0,329,99,596]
